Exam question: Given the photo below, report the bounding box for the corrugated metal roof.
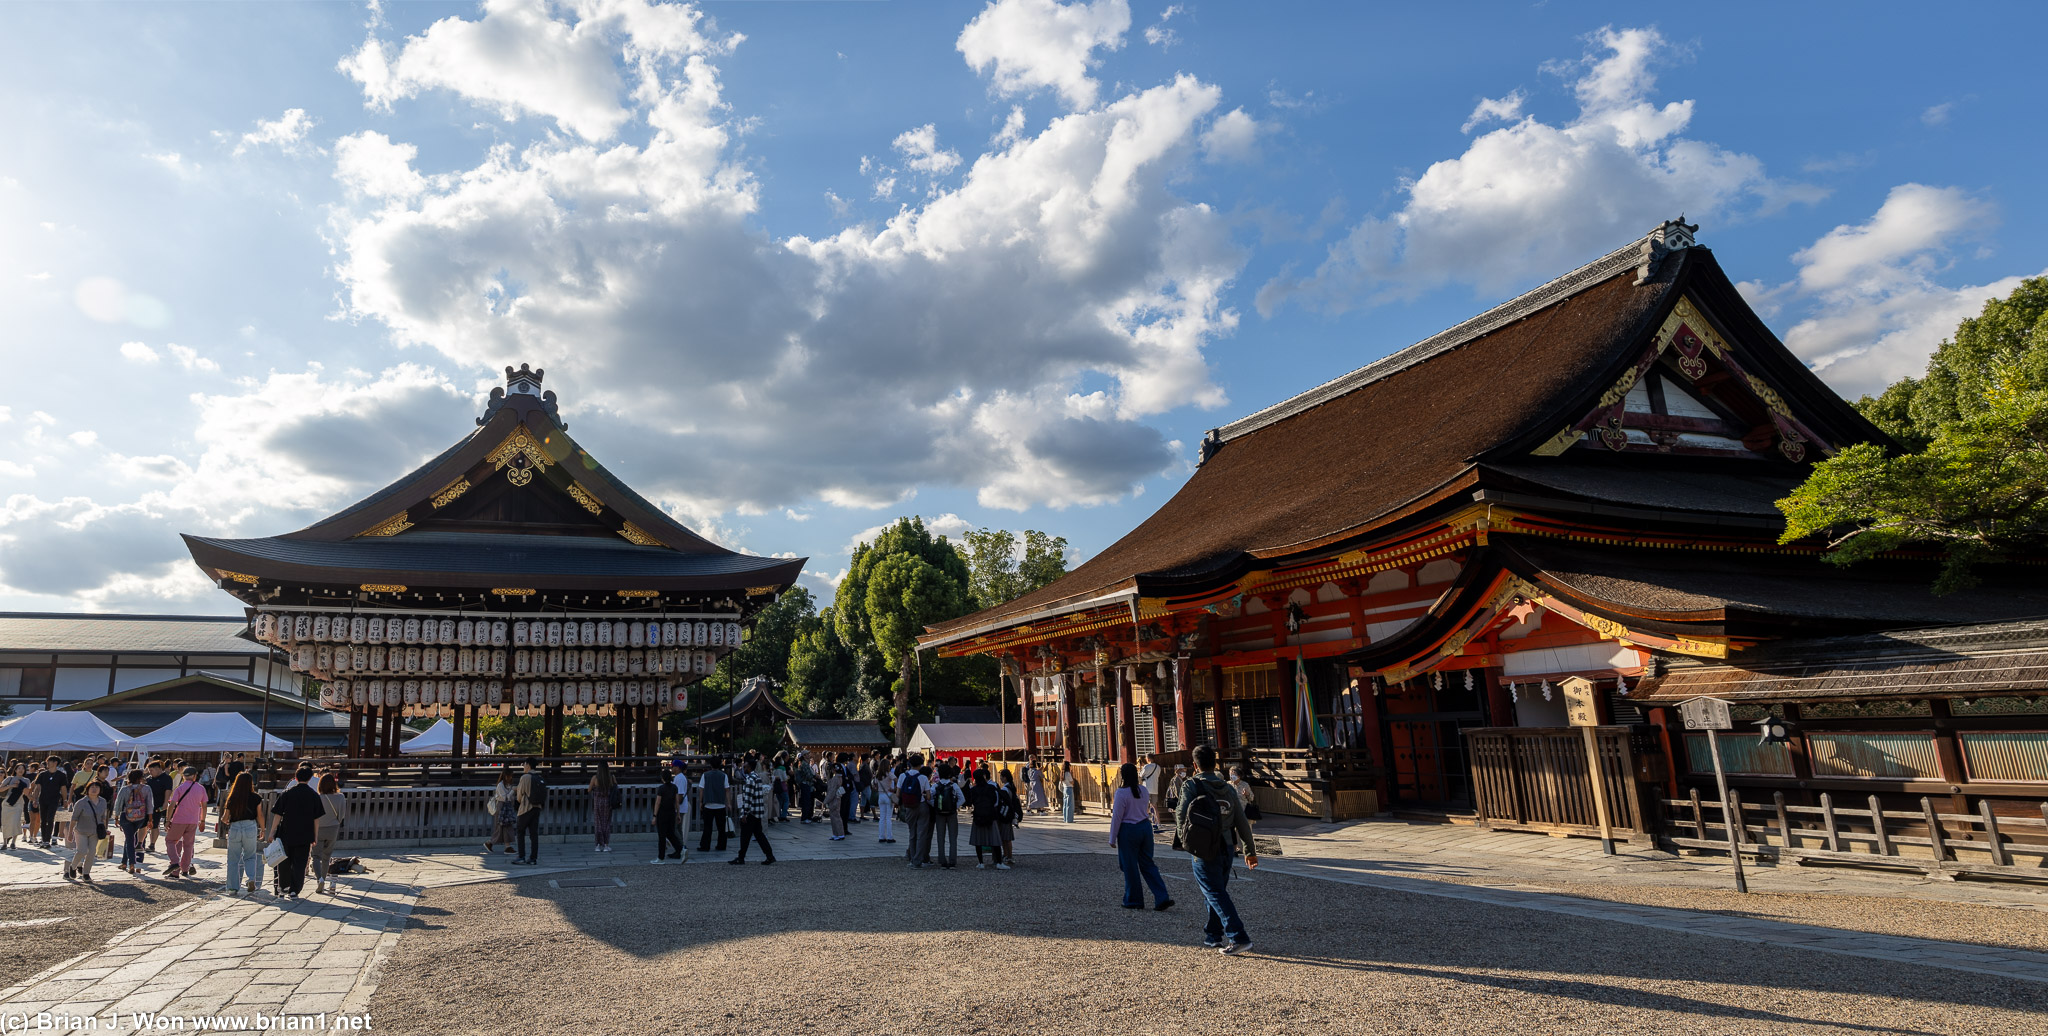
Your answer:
[0,613,258,655]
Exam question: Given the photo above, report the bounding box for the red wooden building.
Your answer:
[181,364,804,759]
[921,220,2048,824]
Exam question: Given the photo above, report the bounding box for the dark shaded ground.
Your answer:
[371,854,2048,1035]
[0,877,206,980]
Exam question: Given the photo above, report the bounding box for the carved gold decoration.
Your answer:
[568,482,604,515]
[217,570,259,585]
[617,522,662,547]
[431,478,471,509]
[359,584,407,593]
[1745,374,1793,418]
[361,512,413,537]
[1530,427,1585,456]
[616,590,660,598]
[491,588,536,596]
[745,585,779,596]
[487,424,552,471]
[1672,638,1730,658]
[506,465,533,487]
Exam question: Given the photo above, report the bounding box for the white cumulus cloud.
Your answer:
[958,0,1131,111]
[119,341,160,364]
[1259,26,1814,314]
[331,2,1241,518]
[234,108,317,156]
[334,131,429,199]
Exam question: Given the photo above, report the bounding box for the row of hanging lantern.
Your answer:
[320,677,687,716]
[253,612,740,651]
[282,644,725,682]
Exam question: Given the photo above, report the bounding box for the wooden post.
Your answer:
[1870,795,1894,857]
[467,705,480,762]
[1560,678,1614,856]
[1773,791,1793,850]
[1978,800,2009,867]
[1114,666,1135,764]
[1689,787,1705,841]
[1705,726,1746,893]
[1921,797,1950,862]
[1821,792,1841,851]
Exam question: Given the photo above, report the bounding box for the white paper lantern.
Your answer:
[348,616,366,643]
[454,679,470,705]
[289,614,308,641]
[253,613,274,641]
[456,619,473,646]
[513,681,529,709]
[398,679,416,705]
[486,680,503,705]
[364,616,382,643]
[609,679,624,704]
[726,622,741,646]
[399,647,417,673]
[626,621,644,648]
[353,681,369,707]
[545,682,562,707]
[351,645,368,671]
[398,617,416,644]
[437,680,453,705]
[628,651,644,676]
[513,621,530,647]
[492,649,506,674]
[438,647,455,672]
[513,649,530,675]
[490,620,508,647]
[590,620,607,647]
[545,621,563,647]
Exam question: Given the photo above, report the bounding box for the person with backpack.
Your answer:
[995,768,1023,867]
[112,770,155,875]
[1110,762,1172,910]
[1175,744,1259,955]
[64,779,109,883]
[311,772,348,894]
[143,759,174,856]
[898,754,932,867]
[697,757,731,852]
[589,760,618,853]
[964,768,1006,870]
[930,762,963,868]
[514,757,547,865]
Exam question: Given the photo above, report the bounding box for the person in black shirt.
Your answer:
[31,758,68,846]
[144,760,175,855]
[268,767,326,899]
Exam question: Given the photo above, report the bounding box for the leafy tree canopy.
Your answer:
[1780,277,2048,591]
[961,528,1070,610]
[832,516,975,743]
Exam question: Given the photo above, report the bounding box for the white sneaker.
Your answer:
[976,863,986,869]
[650,859,666,865]
[1220,942,1253,956]
[995,863,1012,870]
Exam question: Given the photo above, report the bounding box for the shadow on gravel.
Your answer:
[401,853,2048,1026]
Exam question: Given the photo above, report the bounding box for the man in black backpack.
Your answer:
[1175,744,1259,955]
[514,757,547,865]
[897,753,932,868]
[697,756,731,853]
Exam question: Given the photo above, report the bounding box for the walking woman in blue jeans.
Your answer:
[218,772,268,896]
[1109,763,1172,911]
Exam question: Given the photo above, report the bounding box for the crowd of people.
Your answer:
[0,752,348,900]
[3,742,1265,954]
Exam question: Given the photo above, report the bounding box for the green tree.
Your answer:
[786,605,858,716]
[697,585,816,707]
[834,517,974,747]
[962,528,1070,610]
[1780,277,2048,591]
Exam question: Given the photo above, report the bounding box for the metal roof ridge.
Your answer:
[1213,234,1653,445]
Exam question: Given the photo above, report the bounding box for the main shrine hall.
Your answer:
[181,365,804,759]
[921,220,2048,826]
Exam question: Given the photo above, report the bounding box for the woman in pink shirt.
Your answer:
[161,765,209,879]
[1109,762,1173,911]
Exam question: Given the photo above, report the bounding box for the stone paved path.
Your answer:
[3,809,2044,1030]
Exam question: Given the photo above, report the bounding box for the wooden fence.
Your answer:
[1466,726,1654,840]
[1664,789,2048,880]
[255,783,676,846]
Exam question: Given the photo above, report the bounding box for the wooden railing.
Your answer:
[273,754,699,788]
[1664,789,2048,881]
[1466,726,1653,838]
[251,783,677,845]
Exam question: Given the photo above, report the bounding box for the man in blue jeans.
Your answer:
[1174,744,1259,955]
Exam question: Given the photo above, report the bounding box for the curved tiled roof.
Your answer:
[184,531,802,591]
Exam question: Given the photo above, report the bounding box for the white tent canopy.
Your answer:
[399,719,492,756]
[907,723,1026,755]
[129,712,292,754]
[0,710,130,752]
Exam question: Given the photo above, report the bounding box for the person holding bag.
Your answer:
[112,770,154,875]
[163,766,208,879]
[312,773,348,894]
[218,772,267,897]
[64,781,108,882]
[269,766,326,900]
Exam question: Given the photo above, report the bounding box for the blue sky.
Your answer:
[2,1,2043,616]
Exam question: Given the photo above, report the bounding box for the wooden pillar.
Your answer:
[1646,705,1683,799]
[386,709,401,759]
[1208,663,1225,749]
[1114,667,1135,764]
[1482,667,1514,728]
[1929,698,1969,814]
[1278,659,1299,749]
[346,708,361,757]
[1058,673,1078,764]
[467,704,480,762]
[1355,671,1390,807]
[1172,656,1192,753]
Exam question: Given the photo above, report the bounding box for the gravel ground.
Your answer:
[1420,872,2048,953]
[370,855,2048,1036]
[0,878,206,981]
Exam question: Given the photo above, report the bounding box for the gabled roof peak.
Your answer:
[1210,219,1702,451]
[479,362,564,427]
